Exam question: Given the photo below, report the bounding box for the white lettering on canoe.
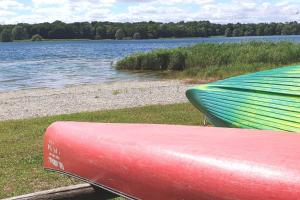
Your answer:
[47,140,64,170]
[48,156,65,170]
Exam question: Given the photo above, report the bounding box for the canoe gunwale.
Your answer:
[44,168,138,200]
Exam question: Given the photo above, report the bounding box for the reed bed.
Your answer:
[117,41,300,79]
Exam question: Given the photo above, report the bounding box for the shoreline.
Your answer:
[7,35,294,43]
[9,36,215,43]
[0,80,196,121]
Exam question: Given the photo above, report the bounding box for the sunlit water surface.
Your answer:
[1,35,300,91]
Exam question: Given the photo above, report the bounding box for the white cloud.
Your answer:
[0,0,29,23]
[0,10,15,17]
[0,0,300,24]
[107,0,300,23]
[0,0,26,9]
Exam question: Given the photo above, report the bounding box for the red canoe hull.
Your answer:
[44,122,300,200]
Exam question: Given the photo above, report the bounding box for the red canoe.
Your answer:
[44,122,300,200]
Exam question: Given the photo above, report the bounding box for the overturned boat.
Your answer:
[186,65,300,132]
[44,122,300,199]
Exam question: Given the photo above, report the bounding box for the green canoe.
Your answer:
[186,65,300,132]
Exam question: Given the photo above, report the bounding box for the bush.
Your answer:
[31,34,43,41]
[0,29,12,42]
[133,32,141,40]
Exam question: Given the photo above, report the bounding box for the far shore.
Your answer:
[7,35,298,43]
[0,80,195,121]
[9,36,214,43]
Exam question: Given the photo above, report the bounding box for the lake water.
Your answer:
[1,35,300,92]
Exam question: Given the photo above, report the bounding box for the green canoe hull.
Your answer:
[186,65,300,132]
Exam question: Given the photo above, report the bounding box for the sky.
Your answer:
[0,0,300,24]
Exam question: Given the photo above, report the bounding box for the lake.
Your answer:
[1,35,300,92]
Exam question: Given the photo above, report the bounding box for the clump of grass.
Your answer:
[117,41,300,79]
[117,49,187,70]
[112,89,128,95]
[112,90,122,95]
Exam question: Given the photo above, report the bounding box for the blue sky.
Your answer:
[0,0,300,24]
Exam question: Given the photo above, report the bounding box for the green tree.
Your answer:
[243,25,255,36]
[199,27,208,37]
[115,29,125,40]
[30,22,51,39]
[224,28,232,37]
[48,21,67,39]
[264,25,275,35]
[0,29,12,42]
[95,26,106,39]
[256,26,264,36]
[106,26,116,39]
[232,28,241,37]
[281,23,298,35]
[81,22,93,39]
[1,20,300,41]
[12,25,28,40]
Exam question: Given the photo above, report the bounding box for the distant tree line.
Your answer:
[1,20,300,42]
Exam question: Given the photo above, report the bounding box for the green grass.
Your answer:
[0,103,204,199]
[116,41,300,80]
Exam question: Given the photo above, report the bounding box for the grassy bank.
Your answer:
[117,41,300,80]
[0,103,204,199]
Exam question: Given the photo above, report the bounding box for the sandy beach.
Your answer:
[0,80,195,121]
